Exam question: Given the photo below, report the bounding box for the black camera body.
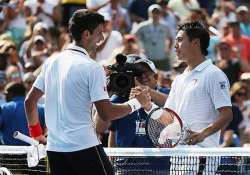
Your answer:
[107,54,143,98]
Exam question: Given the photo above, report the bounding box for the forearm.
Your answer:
[108,131,116,147]
[24,87,44,126]
[25,99,40,125]
[149,89,167,107]
[95,99,140,121]
[201,107,233,138]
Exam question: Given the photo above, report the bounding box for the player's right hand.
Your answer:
[34,135,47,145]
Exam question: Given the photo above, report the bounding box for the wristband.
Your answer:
[144,102,159,114]
[126,98,142,114]
[28,122,42,138]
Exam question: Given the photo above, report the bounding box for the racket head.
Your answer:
[145,107,183,148]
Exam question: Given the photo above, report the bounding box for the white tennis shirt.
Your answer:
[33,44,109,152]
[164,59,232,147]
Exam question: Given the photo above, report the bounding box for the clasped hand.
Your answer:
[130,86,151,109]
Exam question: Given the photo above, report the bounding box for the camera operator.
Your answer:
[108,54,170,174]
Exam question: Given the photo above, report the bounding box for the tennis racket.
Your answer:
[13,131,47,167]
[145,107,190,148]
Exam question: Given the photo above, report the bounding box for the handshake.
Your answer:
[126,86,153,113]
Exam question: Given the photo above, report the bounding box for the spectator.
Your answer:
[0,40,24,81]
[19,21,52,67]
[61,0,86,27]
[128,0,156,23]
[22,72,36,92]
[230,81,250,145]
[86,0,109,12]
[236,5,250,37]
[215,41,250,86]
[29,35,50,68]
[98,0,131,33]
[210,1,236,31]
[24,0,59,28]
[220,106,243,147]
[95,12,123,62]
[4,0,26,47]
[133,4,172,71]
[104,34,143,66]
[167,0,200,22]
[157,0,179,41]
[223,21,250,63]
[157,70,173,89]
[0,82,45,145]
[107,55,170,173]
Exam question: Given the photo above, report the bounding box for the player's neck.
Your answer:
[74,41,91,55]
[187,54,205,70]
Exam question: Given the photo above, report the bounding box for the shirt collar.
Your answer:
[184,59,212,74]
[193,59,212,72]
[66,43,90,58]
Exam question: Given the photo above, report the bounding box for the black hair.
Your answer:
[4,82,26,97]
[0,53,8,70]
[177,21,210,56]
[68,9,105,42]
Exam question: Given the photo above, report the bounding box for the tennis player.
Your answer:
[144,21,233,174]
[24,10,150,175]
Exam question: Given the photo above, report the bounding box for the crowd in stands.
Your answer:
[0,0,249,148]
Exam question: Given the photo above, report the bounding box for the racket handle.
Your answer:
[13,131,39,146]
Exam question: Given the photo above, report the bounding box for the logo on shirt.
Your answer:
[192,79,198,86]
[219,81,226,89]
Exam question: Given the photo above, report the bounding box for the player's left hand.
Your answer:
[187,130,206,145]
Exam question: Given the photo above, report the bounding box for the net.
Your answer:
[105,147,250,175]
[0,146,250,175]
[0,146,49,175]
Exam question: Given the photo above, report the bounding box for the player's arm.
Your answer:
[149,89,168,107]
[108,130,116,147]
[189,106,233,145]
[132,84,167,107]
[94,89,150,121]
[24,87,47,144]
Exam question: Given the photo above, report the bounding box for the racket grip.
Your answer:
[13,131,39,146]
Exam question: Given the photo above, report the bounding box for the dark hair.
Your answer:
[177,21,210,56]
[68,9,105,42]
[4,82,26,97]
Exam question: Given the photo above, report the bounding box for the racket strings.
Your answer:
[147,111,178,147]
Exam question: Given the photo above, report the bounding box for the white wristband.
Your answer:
[144,102,159,114]
[126,98,142,114]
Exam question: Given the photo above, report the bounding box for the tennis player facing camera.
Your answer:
[24,10,150,175]
[143,21,233,174]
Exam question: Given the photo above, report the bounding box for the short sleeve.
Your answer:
[89,64,109,102]
[207,70,232,109]
[33,63,46,92]
[164,78,177,110]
